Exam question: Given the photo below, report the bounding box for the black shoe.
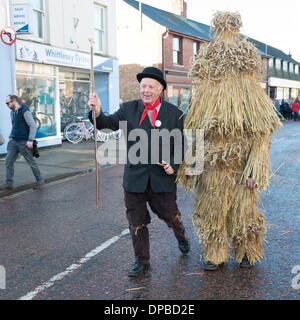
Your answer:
[33,180,45,190]
[178,237,190,254]
[127,262,150,277]
[240,255,252,268]
[204,261,224,271]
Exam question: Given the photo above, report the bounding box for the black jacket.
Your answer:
[89,99,184,193]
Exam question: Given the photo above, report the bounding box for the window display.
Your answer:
[59,71,90,132]
[16,62,57,139]
[167,85,191,117]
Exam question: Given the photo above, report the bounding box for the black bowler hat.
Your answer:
[137,67,167,90]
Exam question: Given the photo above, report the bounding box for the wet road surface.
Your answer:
[0,121,299,300]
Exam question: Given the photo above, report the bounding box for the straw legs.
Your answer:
[192,173,266,267]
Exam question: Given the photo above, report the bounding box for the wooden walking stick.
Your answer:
[89,38,100,208]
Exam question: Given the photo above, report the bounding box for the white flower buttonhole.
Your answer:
[155,120,162,128]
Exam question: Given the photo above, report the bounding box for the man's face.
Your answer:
[5,97,15,110]
[140,78,163,105]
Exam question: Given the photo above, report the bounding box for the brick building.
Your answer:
[116,0,299,113]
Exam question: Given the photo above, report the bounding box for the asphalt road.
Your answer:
[0,121,299,301]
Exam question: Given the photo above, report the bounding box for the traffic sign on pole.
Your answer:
[0,27,17,46]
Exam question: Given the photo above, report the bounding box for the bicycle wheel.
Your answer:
[64,123,84,143]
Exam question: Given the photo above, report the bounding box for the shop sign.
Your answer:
[16,40,113,72]
[11,4,33,34]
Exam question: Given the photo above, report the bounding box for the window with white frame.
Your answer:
[268,58,274,68]
[32,0,45,39]
[193,42,198,56]
[94,5,105,53]
[283,61,288,72]
[173,37,182,64]
[275,59,281,70]
[289,63,294,73]
[295,65,299,74]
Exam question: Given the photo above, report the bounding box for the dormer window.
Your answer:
[268,58,274,68]
[275,59,281,70]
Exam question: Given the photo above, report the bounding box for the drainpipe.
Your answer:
[162,29,169,100]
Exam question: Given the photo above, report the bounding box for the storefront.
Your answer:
[14,39,118,148]
[269,77,300,101]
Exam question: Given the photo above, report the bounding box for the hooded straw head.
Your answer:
[211,11,242,42]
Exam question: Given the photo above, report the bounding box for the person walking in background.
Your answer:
[0,95,44,191]
[280,99,290,120]
[291,98,300,121]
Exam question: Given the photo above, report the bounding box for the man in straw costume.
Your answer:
[177,11,282,270]
[88,67,190,277]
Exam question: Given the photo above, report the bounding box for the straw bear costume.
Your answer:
[177,12,282,265]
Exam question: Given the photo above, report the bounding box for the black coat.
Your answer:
[89,99,184,193]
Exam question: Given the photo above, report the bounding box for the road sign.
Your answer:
[0,27,17,46]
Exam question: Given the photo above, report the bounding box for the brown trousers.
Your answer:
[124,181,186,264]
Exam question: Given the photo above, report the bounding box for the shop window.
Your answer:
[173,37,182,65]
[59,71,90,132]
[269,87,276,99]
[291,88,298,99]
[276,87,283,100]
[167,85,190,117]
[94,5,106,53]
[16,63,57,139]
[31,0,45,40]
[283,87,289,99]
[15,61,34,74]
[33,63,55,76]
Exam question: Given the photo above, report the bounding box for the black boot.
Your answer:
[128,262,150,277]
[204,261,224,271]
[239,255,252,268]
[178,237,190,254]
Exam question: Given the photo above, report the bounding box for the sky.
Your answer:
[140,0,300,62]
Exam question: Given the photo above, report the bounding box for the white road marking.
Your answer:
[19,228,130,300]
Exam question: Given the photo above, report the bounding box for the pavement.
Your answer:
[0,137,124,197]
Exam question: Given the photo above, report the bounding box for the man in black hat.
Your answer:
[88,67,190,277]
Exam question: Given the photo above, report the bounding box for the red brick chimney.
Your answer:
[171,0,187,18]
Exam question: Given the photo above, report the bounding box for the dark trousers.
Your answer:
[5,139,43,187]
[293,112,298,121]
[124,182,186,264]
